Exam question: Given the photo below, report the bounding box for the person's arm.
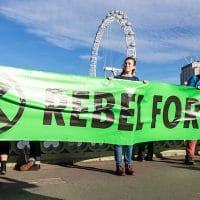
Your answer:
[108,75,121,80]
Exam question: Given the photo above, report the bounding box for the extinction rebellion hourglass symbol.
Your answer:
[0,75,26,134]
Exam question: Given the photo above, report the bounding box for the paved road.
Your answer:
[0,156,200,200]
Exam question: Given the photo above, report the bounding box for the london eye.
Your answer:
[89,10,136,77]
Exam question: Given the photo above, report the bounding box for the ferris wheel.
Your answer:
[89,10,136,77]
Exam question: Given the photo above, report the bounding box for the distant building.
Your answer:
[180,61,200,85]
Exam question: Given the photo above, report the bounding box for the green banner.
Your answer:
[0,66,200,145]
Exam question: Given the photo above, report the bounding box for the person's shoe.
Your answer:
[125,165,136,176]
[20,161,40,171]
[115,165,125,176]
[145,156,153,161]
[1,170,6,175]
[19,161,35,171]
[135,156,144,162]
[184,156,195,165]
[1,161,7,175]
[28,164,40,171]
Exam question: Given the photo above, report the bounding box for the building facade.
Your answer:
[180,61,200,85]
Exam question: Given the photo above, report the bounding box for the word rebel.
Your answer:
[42,89,200,131]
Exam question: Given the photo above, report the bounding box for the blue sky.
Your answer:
[0,0,200,84]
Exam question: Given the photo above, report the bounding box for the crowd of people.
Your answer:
[0,56,198,176]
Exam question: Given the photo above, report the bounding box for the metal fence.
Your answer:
[8,141,200,164]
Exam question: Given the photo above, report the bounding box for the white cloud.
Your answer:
[0,0,200,64]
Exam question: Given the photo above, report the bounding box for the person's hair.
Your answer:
[121,56,136,75]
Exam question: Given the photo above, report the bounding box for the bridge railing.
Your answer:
[8,141,200,165]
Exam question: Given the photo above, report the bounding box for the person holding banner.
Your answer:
[0,141,9,175]
[184,75,200,165]
[109,56,145,176]
[19,141,41,171]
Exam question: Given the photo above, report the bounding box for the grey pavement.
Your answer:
[0,156,200,200]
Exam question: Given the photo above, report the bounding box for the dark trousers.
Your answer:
[0,141,9,155]
[29,141,41,161]
[138,142,154,158]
